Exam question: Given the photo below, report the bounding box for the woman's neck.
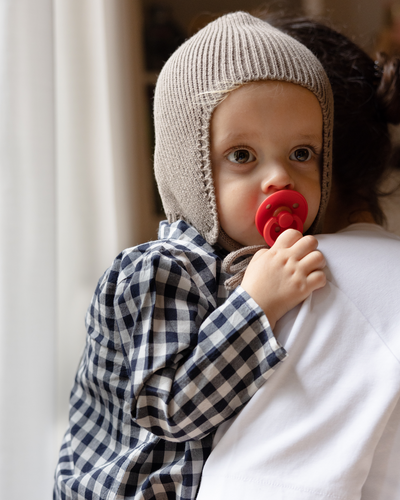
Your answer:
[322,189,377,233]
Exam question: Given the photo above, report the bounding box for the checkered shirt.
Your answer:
[54,220,286,500]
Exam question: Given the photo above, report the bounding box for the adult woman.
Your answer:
[196,17,400,500]
[269,16,400,233]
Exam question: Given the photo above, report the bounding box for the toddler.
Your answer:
[54,12,333,500]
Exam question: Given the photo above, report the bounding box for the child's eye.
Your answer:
[290,148,312,162]
[227,149,256,164]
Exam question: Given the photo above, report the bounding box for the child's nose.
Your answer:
[261,164,295,194]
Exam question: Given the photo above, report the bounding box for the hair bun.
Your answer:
[376,52,400,125]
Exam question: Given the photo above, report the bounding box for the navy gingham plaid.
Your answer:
[54,221,286,500]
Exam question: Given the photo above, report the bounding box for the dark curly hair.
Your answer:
[262,14,400,226]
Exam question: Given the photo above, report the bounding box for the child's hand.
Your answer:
[241,229,326,330]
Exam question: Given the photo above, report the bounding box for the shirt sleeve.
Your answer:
[113,248,286,442]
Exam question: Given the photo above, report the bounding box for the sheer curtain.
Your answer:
[54,0,153,448]
[0,1,154,498]
[0,0,57,497]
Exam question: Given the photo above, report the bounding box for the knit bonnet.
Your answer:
[154,11,333,249]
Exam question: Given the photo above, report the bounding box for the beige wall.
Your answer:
[323,0,384,52]
[143,0,302,35]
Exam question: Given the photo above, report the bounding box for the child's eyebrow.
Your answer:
[218,132,256,144]
[295,133,323,144]
[218,132,322,147]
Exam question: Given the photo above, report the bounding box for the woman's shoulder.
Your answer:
[318,223,400,245]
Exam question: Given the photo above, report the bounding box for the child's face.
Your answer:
[210,81,323,247]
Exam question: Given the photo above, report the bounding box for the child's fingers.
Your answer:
[300,249,326,275]
[289,234,319,260]
[273,228,303,249]
[306,269,327,292]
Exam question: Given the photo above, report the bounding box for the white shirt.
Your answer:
[197,224,400,500]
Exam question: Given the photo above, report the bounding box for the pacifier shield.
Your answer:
[255,190,308,247]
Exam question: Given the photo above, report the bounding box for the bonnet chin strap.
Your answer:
[222,245,267,291]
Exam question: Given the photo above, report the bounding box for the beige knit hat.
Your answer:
[154,11,333,248]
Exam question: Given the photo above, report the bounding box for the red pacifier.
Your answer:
[255,190,308,247]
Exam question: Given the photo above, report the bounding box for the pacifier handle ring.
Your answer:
[255,190,308,247]
[263,214,304,247]
[291,214,304,233]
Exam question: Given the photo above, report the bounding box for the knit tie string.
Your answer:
[222,245,267,290]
